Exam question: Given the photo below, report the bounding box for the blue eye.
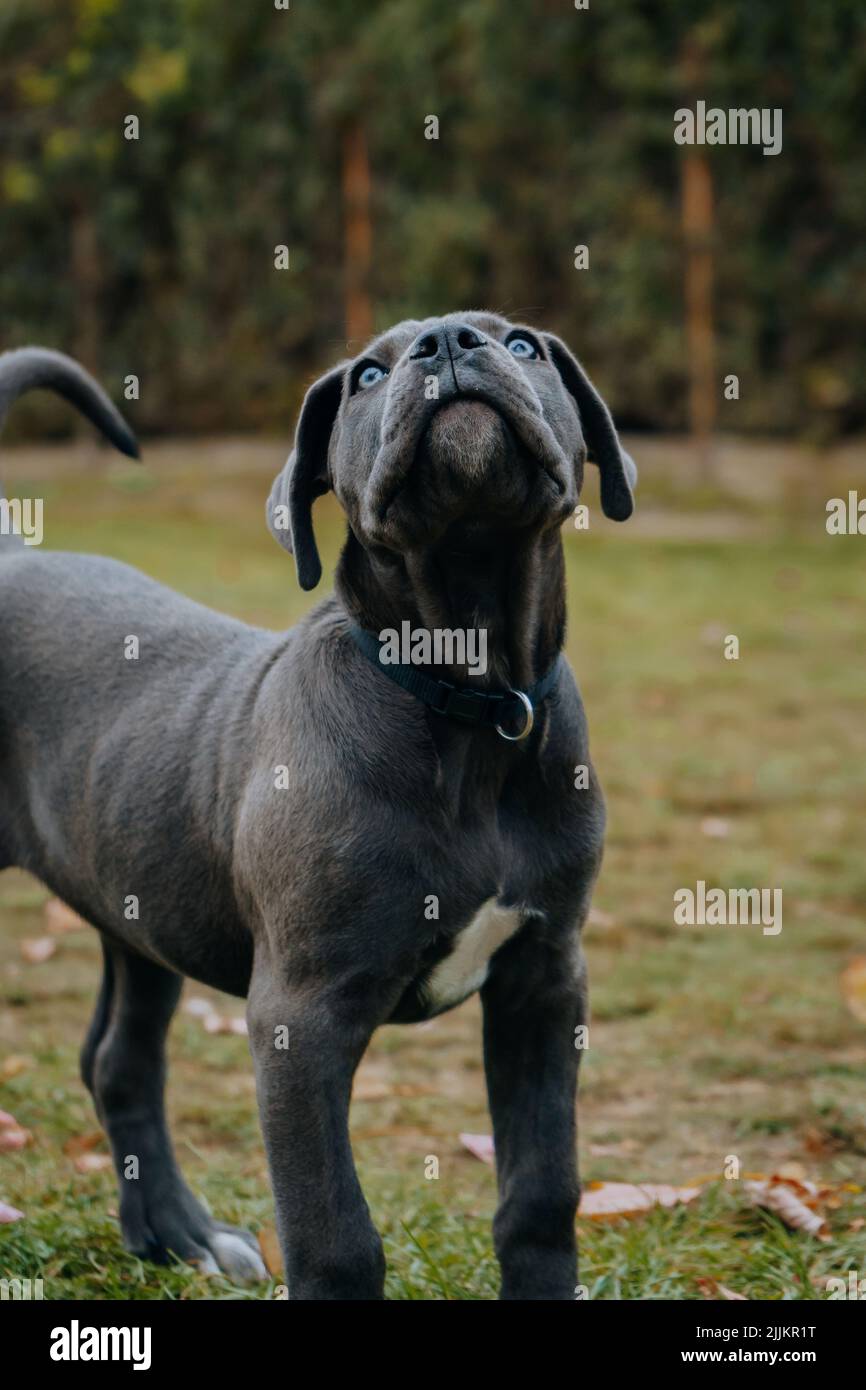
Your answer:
[358,362,388,389]
[507,336,539,360]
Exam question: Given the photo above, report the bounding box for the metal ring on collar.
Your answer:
[494,689,534,742]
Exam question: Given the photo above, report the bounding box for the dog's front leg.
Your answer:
[247,956,385,1300]
[481,921,587,1300]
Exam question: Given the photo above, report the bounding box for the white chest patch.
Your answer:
[423,898,522,1012]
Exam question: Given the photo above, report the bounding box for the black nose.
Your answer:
[408,323,487,361]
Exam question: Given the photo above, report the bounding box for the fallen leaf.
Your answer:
[184,992,248,1035]
[700,817,730,838]
[578,1181,702,1220]
[63,1131,105,1158]
[44,898,87,934]
[697,1276,748,1300]
[746,1180,829,1239]
[774,1161,808,1183]
[0,1124,31,1151]
[1,1055,34,1079]
[459,1133,495,1164]
[803,1124,844,1157]
[841,957,866,1024]
[767,1171,832,1204]
[20,936,56,964]
[73,1152,113,1174]
[203,1013,247,1036]
[258,1226,283,1277]
[0,1201,24,1224]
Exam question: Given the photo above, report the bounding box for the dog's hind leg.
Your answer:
[88,936,266,1284]
[80,937,114,1102]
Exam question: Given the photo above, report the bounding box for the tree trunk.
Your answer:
[681,152,716,480]
[679,35,717,480]
[342,121,373,346]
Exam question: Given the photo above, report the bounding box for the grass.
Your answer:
[1,433,865,1299]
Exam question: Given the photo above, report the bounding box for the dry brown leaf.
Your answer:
[44,898,87,934]
[20,936,56,964]
[773,1161,808,1183]
[803,1124,844,1157]
[202,1013,247,1036]
[258,1226,283,1277]
[746,1180,829,1239]
[700,817,730,838]
[0,1108,31,1149]
[0,1124,31,1151]
[697,1276,748,1301]
[0,1200,24,1224]
[63,1131,105,1158]
[1,1055,34,1080]
[459,1133,495,1164]
[841,957,866,1024]
[768,1171,833,1204]
[73,1152,113,1174]
[579,1181,702,1220]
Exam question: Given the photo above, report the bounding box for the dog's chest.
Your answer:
[421,898,522,1013]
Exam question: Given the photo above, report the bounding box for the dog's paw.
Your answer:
[122,1198,268,1286]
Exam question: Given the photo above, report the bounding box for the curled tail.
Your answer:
[0,347,139,459]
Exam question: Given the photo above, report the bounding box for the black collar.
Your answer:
[347,622,561,742]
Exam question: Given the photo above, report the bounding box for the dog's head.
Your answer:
[267,312,636,589]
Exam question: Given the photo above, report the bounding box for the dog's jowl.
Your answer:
[0,316,636,1299]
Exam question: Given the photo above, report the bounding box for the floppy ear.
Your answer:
[266,364,346,590]
[544,334,636,521]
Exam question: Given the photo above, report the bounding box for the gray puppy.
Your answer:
[0,314,635,1299]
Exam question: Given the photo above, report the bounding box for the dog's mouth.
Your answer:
[363,378,573,537]
[417,396,512,473]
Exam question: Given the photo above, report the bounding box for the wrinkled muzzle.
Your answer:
[360,351,575,541]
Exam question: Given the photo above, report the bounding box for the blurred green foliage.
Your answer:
[0,0,863,437]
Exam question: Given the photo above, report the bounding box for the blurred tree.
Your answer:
[0,0,863,440]
[342,120,373,346]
